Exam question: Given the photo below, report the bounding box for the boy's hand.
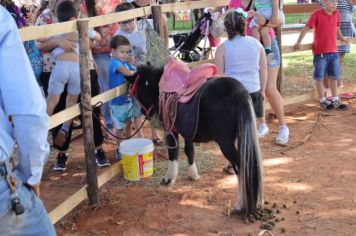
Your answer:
[340,37,350,44]
[270,15,278,25]
[255,13,269,27]
[128,55,135,65]
[294,42,301,50]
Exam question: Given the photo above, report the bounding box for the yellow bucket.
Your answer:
[120,138,154,181]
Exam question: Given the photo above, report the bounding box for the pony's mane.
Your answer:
[137,64,164,78]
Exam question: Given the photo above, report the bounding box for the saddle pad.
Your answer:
[175,79,211,140]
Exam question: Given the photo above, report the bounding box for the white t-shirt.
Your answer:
[223,35,263,93]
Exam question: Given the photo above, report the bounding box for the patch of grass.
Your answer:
[284,50,313,78]
[284,13,310,24]
[167,16,194,33]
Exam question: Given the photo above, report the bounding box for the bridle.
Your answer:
[129,74,154,117]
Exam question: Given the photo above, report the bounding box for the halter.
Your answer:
[129,74,154,117]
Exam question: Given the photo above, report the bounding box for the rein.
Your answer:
[129,73,179,149]
[129,74,154,117]
[91,102,147,140]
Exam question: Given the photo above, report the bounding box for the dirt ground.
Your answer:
[40,95,356,236]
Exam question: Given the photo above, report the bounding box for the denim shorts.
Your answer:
[110,98,142,129]
[313,53,340,81]
[48,61,80,95]
[268,38,281,68]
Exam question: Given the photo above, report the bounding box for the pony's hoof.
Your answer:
[160,178,175,186]
[188,175,201,181]
[230,209,244,216]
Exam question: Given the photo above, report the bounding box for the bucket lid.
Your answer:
[120,138,154,155]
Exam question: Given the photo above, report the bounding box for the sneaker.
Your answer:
[95,149,110,167]
[332,99,348,110]
[320,100,334,110]
[257,123,269,138]
[53,152,68,171]
[115,149,122,161]
[276,125,289,145]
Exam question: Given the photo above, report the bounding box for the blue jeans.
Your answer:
[0,174,56,236]
[313,53,340,81]
[94,53,113,129]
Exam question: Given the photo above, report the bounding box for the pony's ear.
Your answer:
[124,71,138,84]
[146,61,151,66]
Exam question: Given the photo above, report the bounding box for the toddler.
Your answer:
[249,0,279,62]
[109,35,142,159]
[46,0,100,146]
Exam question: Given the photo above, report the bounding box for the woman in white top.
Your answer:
[215,9,268,138]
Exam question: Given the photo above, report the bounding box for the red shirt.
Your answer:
[307,8,340,55]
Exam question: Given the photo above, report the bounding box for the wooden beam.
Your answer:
[283,3,319,14]
[49,84,128,129]
[20,21,77,42]
[188,59,214,68]
[161,0,229,13]
[97,161,122,187]
[282,38,356,54]
[49,162,122,224]
[49,185,87,224]
[19,7,151,41]
[282,43,313,54]
[88,7,151,28]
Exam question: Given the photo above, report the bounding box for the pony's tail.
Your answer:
[234,96,264,215]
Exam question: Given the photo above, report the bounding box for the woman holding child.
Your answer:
[228,0,289,146]
[35,0,110,171]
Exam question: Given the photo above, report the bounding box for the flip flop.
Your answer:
[327,93,354,101]
[339,92,354,99]
[152,138,164,146]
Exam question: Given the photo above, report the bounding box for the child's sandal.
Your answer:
[152,138,164,146]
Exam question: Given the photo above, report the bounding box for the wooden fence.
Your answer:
[17,0,356,224]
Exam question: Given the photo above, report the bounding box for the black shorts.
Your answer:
[249,91,263,118]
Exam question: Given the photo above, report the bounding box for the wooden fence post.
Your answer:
[77,19,99,205]
[276,25,283,93]
[151,5,164,37]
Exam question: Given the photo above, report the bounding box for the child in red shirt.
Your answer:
[294,0,349,110]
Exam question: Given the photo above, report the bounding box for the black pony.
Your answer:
[127,64,264,215]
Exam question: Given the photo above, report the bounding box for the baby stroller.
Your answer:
[171,11,213,62]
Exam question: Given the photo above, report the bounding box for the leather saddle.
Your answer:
[159,57,217,103]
